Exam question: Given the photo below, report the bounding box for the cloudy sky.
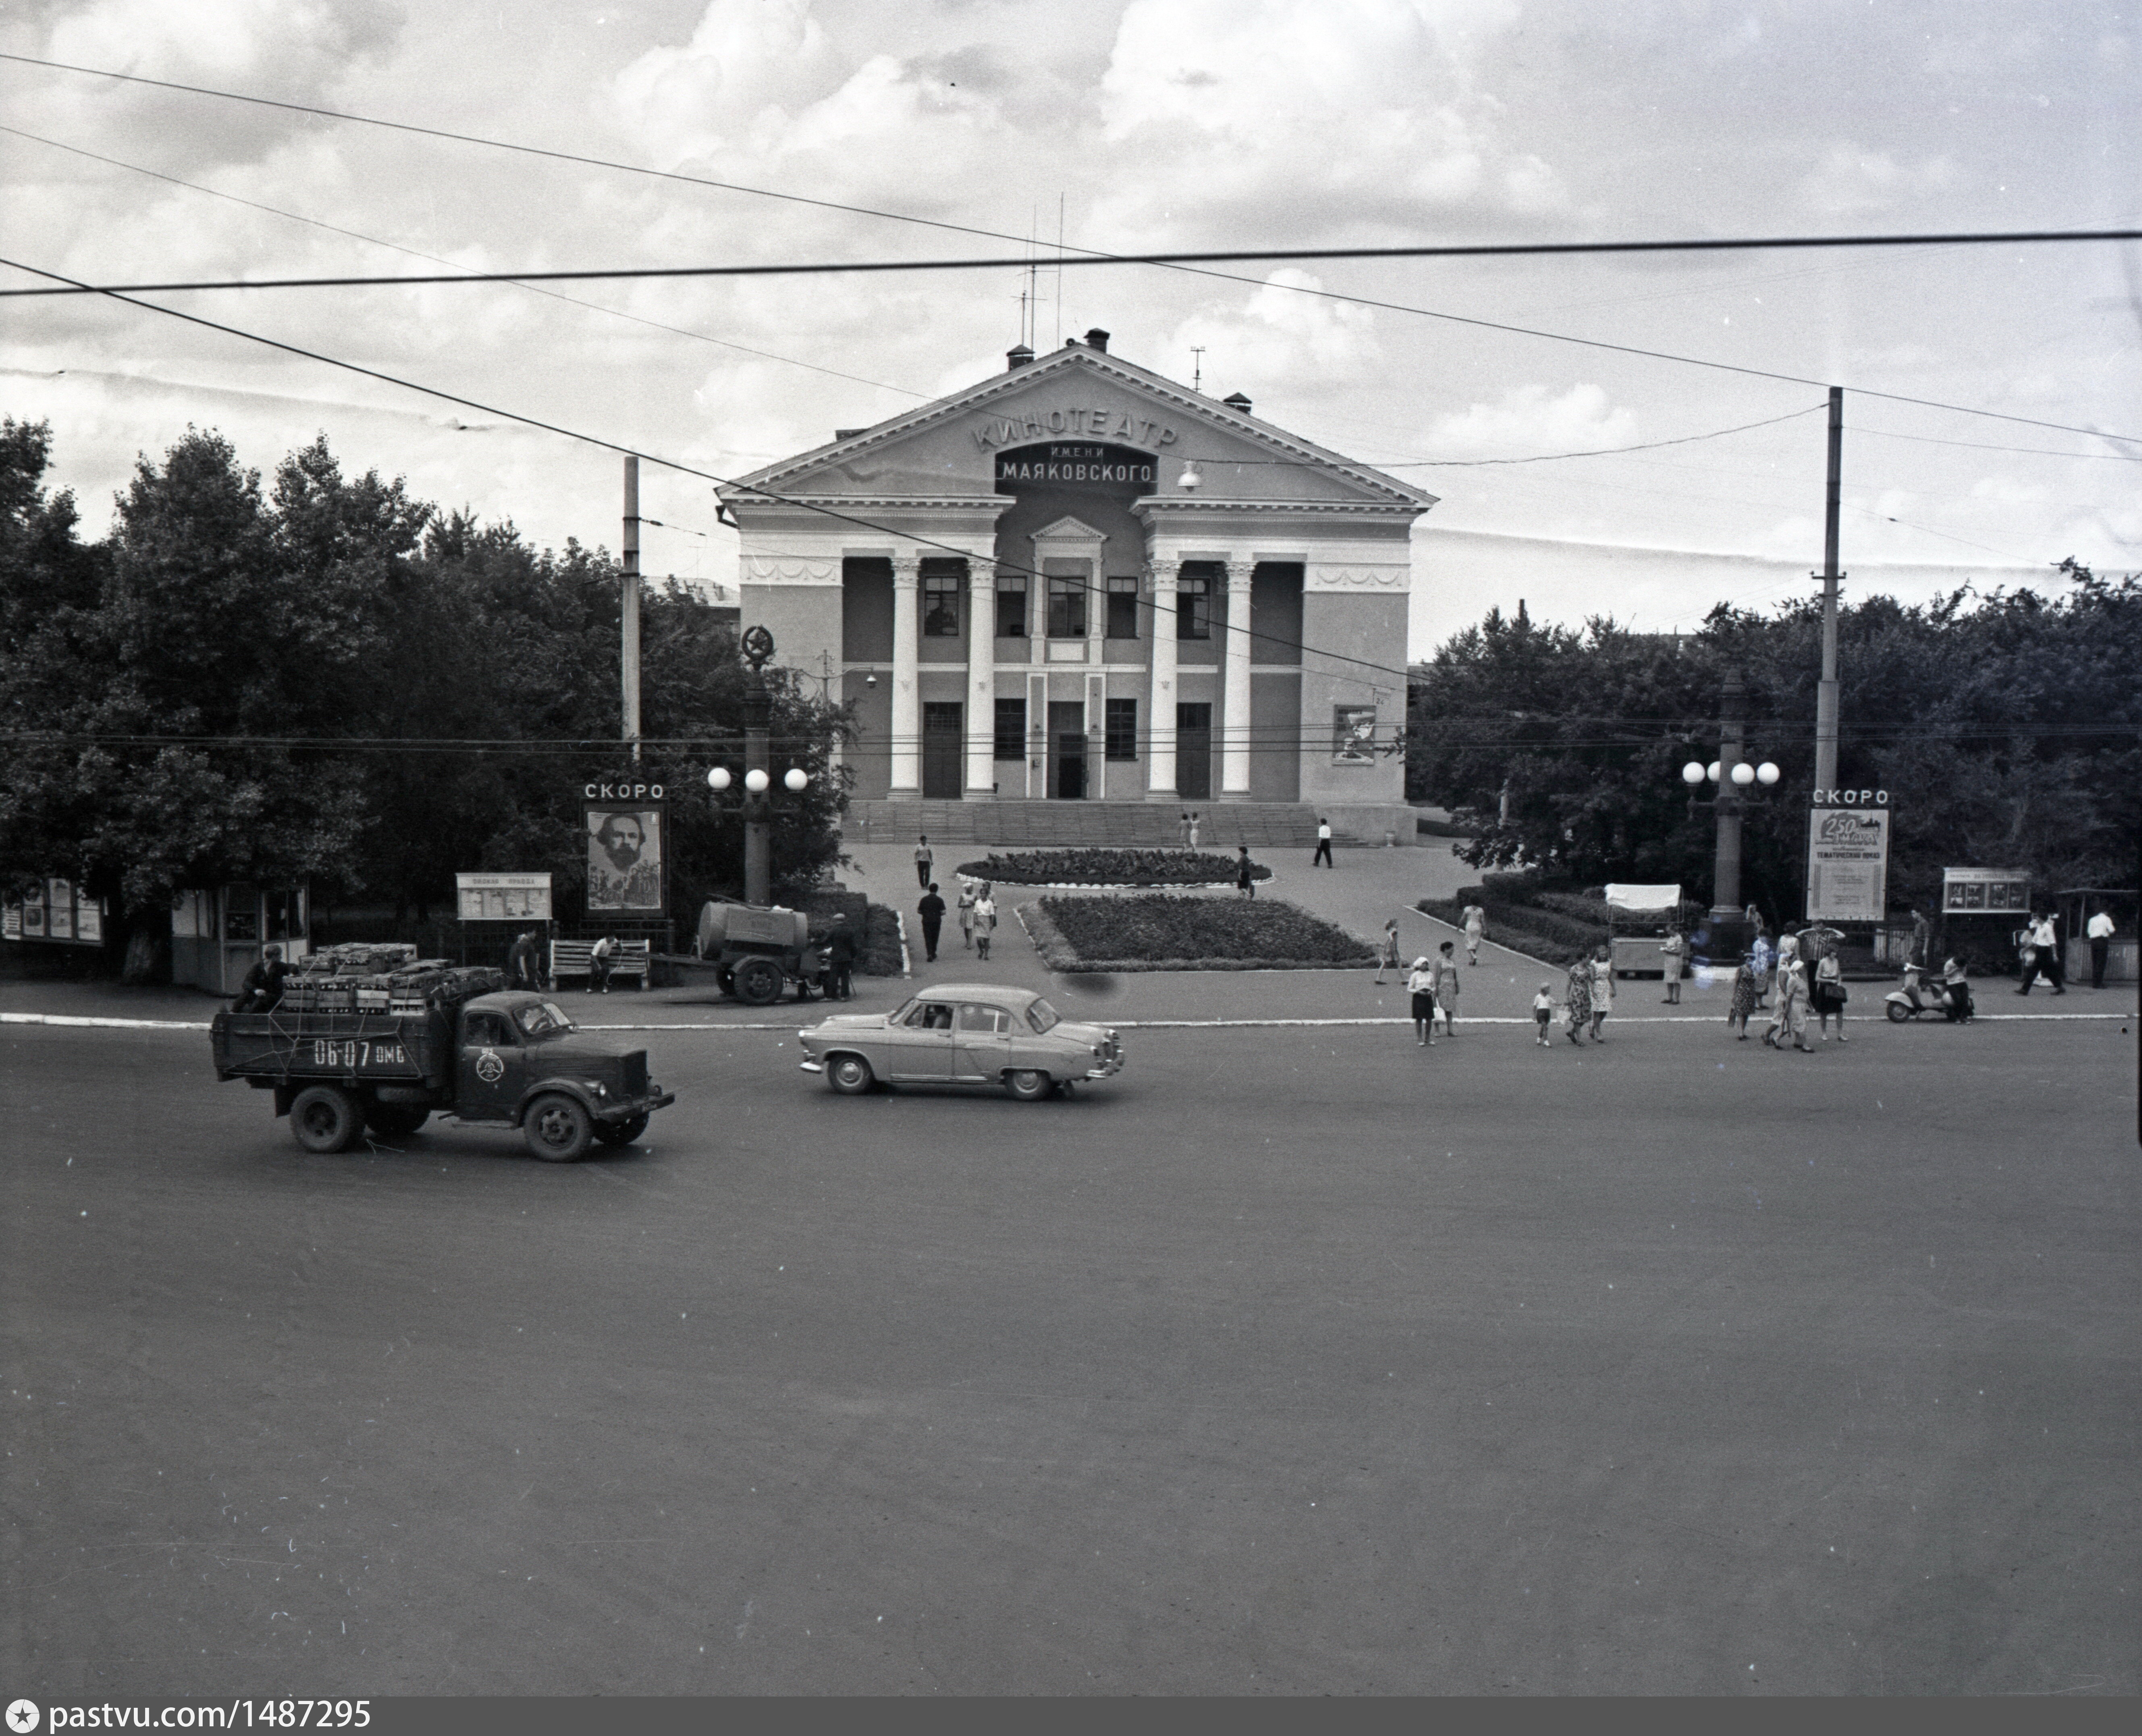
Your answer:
[2,0,2136,657]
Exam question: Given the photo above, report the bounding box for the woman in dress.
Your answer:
[1407,956,1439,1046]
[1767,950,1814,1051]
[956,881,978,950]
[972,884,997,960]
[1749,924,1774,1010]
[1372,917,1401,984]
[1727,951,1758,1039]
[1462,902,1486,966]
[1811,948,1848,1041]
[1563,954,1592,1044]
[1660,926,1685,1004]
[1762,934,1798,1044]
[1587,944,1615,1041]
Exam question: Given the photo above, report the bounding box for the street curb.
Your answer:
[1,1011,215,1031]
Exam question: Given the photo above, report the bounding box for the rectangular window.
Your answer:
[1177,572,1211,640]
[995,574,1026,638]
[1047,575,1087,638]
[1105,697,1138,761]
[1105,575,1139,639]
[922,564,960,637]
[993,697,1027,760]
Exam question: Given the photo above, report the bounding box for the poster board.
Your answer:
[1805,805,1890,923]
[1941,867,2029,914]
[585,805,666,915]
[456,873,554,922]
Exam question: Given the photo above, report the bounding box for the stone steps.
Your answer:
[841,799,1351,850]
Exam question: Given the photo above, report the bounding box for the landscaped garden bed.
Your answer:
[955,848,1271,888]
[1026,893,1372,972]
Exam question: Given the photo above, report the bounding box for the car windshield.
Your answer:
[1025,997,1060,1033]
[516,1002,575,1039]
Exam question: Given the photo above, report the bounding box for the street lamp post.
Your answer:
[1680,669,1779,963]
[708,624,811,909]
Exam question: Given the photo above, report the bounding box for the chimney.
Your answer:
[1222,391,1253,416]
[1006,344,1035,370]
[833,428,867,441]
[1085,328,1111,353]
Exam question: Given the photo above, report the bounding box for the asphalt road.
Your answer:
[3,1010,2135,1696]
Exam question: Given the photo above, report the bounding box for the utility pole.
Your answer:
[1814,386,1843,796]
[621,455,642,766]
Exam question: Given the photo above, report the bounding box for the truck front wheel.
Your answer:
[524,1093,594,1162]
[290,1085,362,1154]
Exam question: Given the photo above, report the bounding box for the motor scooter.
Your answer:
[1884,966,1971,1023]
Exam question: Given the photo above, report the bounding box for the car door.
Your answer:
[455,1009,524,1119]
[882,999,955,1082]
[952,1002,1011,1083]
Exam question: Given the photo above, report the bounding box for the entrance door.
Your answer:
[922,702,963,798]
[1176,702,1212,800]
[1049,701,1086,799]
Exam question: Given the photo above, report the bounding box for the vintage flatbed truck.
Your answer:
[210,989,676,1161]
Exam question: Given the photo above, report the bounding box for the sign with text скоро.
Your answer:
[1805,799,1891,923]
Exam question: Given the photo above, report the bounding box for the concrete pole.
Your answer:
[622,456,642,766]
[1814,387,1843,796]
[1708,669,1749,957]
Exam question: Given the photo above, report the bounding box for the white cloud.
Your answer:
[1799,144,1955,216]
[1426,384,1634,459]
[1161,270,1381,397]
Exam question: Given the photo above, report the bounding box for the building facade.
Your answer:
[720,335,1433,828]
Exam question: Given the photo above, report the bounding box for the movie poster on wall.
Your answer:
[1332,705,1378,765]
[585,805,665,914]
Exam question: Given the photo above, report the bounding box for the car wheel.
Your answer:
[1884,1001,1909,1023]
[734,958,784,1006]
[290,1085,362,1154]
[594,1112,649,1147]
[364,1104,430,1139]
[523,1093,594,1162]
[827,1054,874,1095]
[1005,1069,1053,1102]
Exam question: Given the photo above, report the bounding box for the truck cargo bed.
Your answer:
[212,1009,449,1088]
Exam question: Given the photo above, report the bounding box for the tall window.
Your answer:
[993,697,1027,760]
[1105,697,1138,761]
[1177,571,1211,640]
[995,574,1026,638]
[1047,575,1087,638]
[922,564,960,636]
[1105,575,1139,639]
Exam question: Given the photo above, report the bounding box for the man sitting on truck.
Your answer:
[231,944,289,1012]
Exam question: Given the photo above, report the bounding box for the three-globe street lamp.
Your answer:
[706,624,812,908]
[1678,669,1780,963]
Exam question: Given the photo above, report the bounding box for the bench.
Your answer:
[549,939,652,990]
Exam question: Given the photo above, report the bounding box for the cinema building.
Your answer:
[719,333,1433,837]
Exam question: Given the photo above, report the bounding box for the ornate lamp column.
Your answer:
[741,624,775,908]
[1145,558,1178,798]
[1220,556,1254,798]
[889,552,921,795]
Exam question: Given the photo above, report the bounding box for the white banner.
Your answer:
[1806,806,1890,923]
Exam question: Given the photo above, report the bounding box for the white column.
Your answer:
[1145,559,1177,796]
[889,552,921,795]
[1221,557,1254,798]
[964,559,995,796]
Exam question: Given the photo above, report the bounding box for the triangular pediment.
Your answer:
[1031,514,1105,543]
[723,345,1436,514]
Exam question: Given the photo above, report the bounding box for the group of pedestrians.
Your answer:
[915,875,995,964]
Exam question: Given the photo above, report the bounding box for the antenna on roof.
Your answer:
[1190,347,1205,393]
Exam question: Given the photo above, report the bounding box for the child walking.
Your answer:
[1532,983,1555,1046]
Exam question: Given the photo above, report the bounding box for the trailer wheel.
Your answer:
[594,1113,649,1147]
[733,957,785,1006]
[364,1104,430,1139]
[290,1085,362,1154]
[524,1093,594,1162]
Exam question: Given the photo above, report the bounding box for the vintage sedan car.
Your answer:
[796,984,1123,1100]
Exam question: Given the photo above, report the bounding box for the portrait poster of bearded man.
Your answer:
[586,806,665,913]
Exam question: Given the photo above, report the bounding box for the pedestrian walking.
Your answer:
[917,883,946,962]
[1907,905,1932,972]
[824,913,856,1000]
[914,835,934,890]
[1312,817,1334,868]
[507,928,544,992]
[1562,955,1592,1044]
[1406,956,1438,1046]
[1812,948,1849,1041]
[1187,811,1201,849]
[1178,810,1193,849]
[1461,901,1486,965]
[2016,911,2064,994]
[1587,944,1614,1041]
[1749,927,1774,1010]
[957,881,977,950]
[1432,942,1462,1035]
[1660,925,1685,1004]
[588,934,615,994]
[972,885,997,960]
[1236,844,1257,899]
[1766,950,1814,1051]
[1532,983,1555,1045]
[1762,935,1798,1043]
[1372,917,1401,983]
[2087,906,2117,988]
[1727,952,1758,1039]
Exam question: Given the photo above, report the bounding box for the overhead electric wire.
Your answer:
[7,48,2136,450]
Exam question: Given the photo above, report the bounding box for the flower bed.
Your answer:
[1028,893,1373,972]
[955,848,1271,888]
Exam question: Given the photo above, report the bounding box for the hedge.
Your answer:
[955,848,1270,887]
[1029,894,1374,972]
[1418,896,1606,970]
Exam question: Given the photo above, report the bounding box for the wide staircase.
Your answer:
[842,799,1350,849]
